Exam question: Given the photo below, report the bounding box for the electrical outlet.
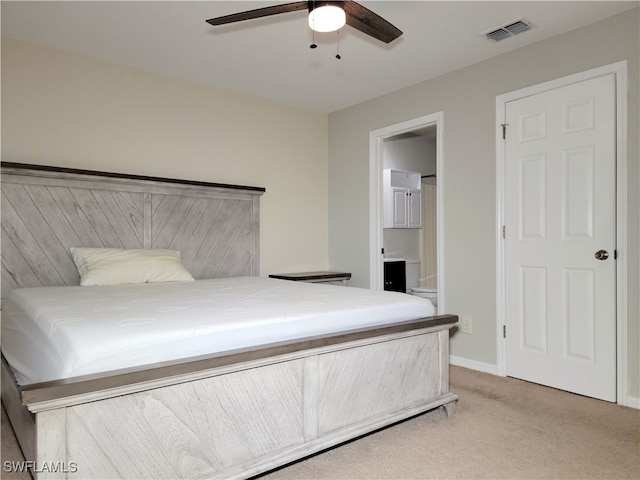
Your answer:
[460,316,473,334]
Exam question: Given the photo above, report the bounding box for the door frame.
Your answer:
[495,61,629,405]
[369,112,444,308]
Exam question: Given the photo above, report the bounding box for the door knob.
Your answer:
[594,249,609,261]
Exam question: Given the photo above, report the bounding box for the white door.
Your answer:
[408,189,422,228]
[504,74,617,402]
[392,187,408,227]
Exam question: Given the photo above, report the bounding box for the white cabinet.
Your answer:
[383,169,422,228]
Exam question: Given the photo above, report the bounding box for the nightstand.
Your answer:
[269,271,351,286]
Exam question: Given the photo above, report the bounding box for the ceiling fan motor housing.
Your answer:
[308,2,347,32]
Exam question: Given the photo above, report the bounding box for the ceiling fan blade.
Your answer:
[206,1,308,26]
[343,1,402,43]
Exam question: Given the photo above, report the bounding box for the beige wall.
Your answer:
[328,9,639,402]
[1,38,329,277]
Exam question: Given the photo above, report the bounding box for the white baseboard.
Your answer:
[450,355,640,410]
[449,355,500,376]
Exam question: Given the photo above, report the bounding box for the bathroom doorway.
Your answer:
[369,112,444,311]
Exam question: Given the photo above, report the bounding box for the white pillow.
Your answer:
[70,247,195,286]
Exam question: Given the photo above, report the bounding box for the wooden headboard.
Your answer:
[1,162,265,302]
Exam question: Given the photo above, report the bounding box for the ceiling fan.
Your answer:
[205,1,403,44]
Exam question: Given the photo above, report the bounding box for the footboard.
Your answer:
[3,315,458,479]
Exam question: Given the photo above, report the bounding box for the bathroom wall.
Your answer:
[382,133,436,262]
[383,133,436,174]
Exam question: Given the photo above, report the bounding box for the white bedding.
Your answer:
[1,276,435,385]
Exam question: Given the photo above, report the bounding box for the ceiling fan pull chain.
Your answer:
[336,30,341,59]
[310,15,318,48]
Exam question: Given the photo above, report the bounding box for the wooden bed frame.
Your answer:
[1,163,458,479]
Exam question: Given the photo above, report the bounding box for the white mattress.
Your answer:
[1,276,435,385]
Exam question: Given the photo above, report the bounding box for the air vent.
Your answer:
[485,19,531,42]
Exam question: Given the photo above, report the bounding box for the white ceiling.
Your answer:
[2,1,637,113]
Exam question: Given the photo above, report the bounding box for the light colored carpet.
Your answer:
[2,366,638,479]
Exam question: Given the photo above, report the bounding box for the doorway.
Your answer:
[496,62,629,404]
[369,112,444,310]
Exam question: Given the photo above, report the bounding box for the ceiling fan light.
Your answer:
[308,5,346,33]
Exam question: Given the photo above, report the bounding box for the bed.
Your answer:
[1,162,458,479]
